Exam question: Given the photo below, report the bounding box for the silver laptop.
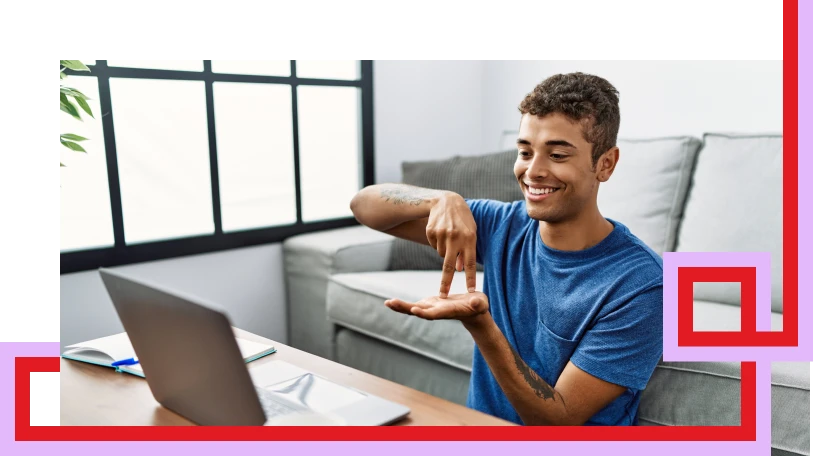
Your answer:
[99,268,410,426]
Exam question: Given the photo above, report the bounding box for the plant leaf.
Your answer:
[60,60,90,72]
[74,96,94,118]
[60,87,90,101]
[61,139,87,152]
[60,93,82,120]
[60,133,88,141]
[61,162,66,167]
[60,71,66,80]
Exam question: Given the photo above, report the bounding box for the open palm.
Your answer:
[385,291,489,322]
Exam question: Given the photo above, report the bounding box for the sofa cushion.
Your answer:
[640,361,809,455]
[326,270,482,371]
[771,362,811,456]
[676,133,783,312]
[284,225,394,277]
[389,150,523,271]
[283,225,395,359]
[597,136,702,255]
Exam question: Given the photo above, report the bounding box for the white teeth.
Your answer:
[528,187,557,195]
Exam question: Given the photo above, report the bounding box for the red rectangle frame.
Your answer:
[17,357,756,441]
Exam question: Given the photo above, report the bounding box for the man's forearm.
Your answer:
[463,315,570,425]
[350,184,451,231]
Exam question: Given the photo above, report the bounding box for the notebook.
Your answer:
[61,332,276,378]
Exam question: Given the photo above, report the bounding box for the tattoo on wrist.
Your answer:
[509,345,562,404]
[379,186,437,206]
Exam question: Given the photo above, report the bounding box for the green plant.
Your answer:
[60,60,94,167]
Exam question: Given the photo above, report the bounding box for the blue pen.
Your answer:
[111,357,139,367]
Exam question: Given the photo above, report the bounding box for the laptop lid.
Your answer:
[99,268,267,426]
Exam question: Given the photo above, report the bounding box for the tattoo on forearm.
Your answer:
[379,186,437,206]
[509,345,562,404]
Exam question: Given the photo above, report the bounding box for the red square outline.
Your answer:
[17,357,756,441]
[678,266,762,346]
[16,0,794,442]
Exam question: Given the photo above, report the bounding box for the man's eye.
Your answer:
[551,153,566,160]
[518,150,532,157]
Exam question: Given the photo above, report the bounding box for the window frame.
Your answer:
[60,60,375,274]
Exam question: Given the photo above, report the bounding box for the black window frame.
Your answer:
[60,60,374,274]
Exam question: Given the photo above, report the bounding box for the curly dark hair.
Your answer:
[518,72,620,166]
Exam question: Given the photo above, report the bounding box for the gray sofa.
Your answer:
[283,133,808,455]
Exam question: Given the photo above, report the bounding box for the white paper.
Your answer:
[64,333,136,361]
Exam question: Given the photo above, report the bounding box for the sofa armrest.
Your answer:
[284,225,393,277]
[283,225,393,359]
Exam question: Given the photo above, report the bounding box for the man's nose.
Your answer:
[526,155,550,179]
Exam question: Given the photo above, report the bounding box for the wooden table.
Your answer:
[61,328,514,426]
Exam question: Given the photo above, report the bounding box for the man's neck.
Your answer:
[538,207,614,251]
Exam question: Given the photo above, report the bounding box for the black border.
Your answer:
[61,60,374,274]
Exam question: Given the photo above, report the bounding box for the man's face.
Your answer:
[514,113,606,223]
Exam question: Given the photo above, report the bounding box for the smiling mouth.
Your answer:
[527,187,559,195]
[524,185,560,201]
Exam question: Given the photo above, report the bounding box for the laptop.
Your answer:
[98,268,410,426]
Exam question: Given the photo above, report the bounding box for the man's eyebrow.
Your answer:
[515,138,577,148]
[544,139,576,148]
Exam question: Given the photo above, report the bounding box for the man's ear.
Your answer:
[596,146,620,182]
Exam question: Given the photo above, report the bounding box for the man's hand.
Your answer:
[350,185,477,297]
[426,193,478,297]
[385,292,489,326]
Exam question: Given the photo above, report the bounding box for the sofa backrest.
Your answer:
[675,133,784,313]
[391,136,704,267]
[597,137,702,255]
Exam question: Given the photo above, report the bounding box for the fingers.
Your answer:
[436,231,447,258]
[439,246,457,298]
[426,228,437,251]
[384,298,416,315]
[385,298,434,315]
[464,246,477,293]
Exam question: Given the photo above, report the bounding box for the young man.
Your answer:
[349,72,663,426]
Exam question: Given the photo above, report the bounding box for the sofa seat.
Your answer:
[326,271,482,371]
[326,273,785,370]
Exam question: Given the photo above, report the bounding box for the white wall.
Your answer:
[60,243,287,351]
[373,60,487,184]
[481,61,783,150]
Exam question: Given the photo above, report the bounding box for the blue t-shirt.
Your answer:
[465,199,663,426]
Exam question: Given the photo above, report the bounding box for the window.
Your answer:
[60,60,374,273]
[60,75,114,252]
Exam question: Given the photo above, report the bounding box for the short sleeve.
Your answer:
[465,199,512,265]
[569,285,663,390]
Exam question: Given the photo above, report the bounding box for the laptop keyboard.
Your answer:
[255,387,298,418]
